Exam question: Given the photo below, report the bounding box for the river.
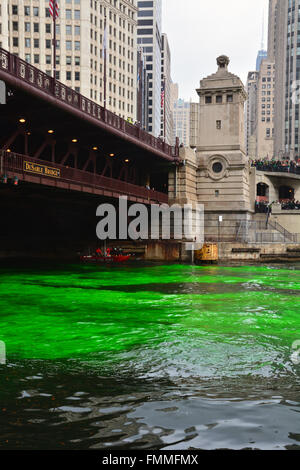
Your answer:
[0,263,300,449]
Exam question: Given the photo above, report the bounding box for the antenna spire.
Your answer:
[261,9,265,50]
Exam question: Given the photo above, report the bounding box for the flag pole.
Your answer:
[52,1,56,79]
[103,16,107,110]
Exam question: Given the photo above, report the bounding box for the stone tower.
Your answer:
[195,56,254,238]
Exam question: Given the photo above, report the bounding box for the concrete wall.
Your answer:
[271,211,300,234]
[197,151,252,212]
[255,171,300,202]
[218,242,300,261]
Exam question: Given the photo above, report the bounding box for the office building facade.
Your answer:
[270,0,300,159]
[137,0,162,136]
[0,0,138,120]
[161,33,172,145]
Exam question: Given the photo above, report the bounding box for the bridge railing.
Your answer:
[0,47,179,159]
[0,150,169,204]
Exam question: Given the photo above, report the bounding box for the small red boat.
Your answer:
[80,248,131,263]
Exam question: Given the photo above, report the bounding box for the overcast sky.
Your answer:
[162,0,269,101]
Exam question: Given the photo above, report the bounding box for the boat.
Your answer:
[80,247,131,263]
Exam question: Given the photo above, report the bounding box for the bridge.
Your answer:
[0,47,180,205]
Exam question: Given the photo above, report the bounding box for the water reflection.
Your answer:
[1,362,300,450]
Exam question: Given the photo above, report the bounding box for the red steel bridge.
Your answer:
[0,47,180,205]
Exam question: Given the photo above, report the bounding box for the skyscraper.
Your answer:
[161,33,173,145]
[137,0,162,136]
[245,71,259,157]
[0,0,138,120]
[256,49,268,71]
[271,0,300,159]
[244,4,275,159]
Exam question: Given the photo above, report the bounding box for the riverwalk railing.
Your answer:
[252,162,300,175]
[236,220,299,244]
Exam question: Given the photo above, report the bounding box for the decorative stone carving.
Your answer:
[207,155,229,180]
[1,53,8,69]
[216,55,230,68]
[37,74,43,87]
[19,63,26,79]
[29,69,34,83]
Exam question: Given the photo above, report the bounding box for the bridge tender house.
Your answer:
[24,161,61,178]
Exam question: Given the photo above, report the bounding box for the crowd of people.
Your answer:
[255,200,300,212]
[281,199,300,210]
[255,201,272,213]
[251,158,300,174]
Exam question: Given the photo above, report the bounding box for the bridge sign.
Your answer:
[24,161,61,178]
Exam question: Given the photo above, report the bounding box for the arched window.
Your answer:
[279,186,294,201]
[257,183,269,201]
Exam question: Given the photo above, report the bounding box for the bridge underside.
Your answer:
[0,181,172,259]
[0,80,170,204]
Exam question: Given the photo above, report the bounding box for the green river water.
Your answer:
[0,263,300,449]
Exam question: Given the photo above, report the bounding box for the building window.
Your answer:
[46,55,51,64]
[34,54,39,64]
[74,57,80,65]
[227,95,233,102]
[34,23,39,33]
[34,39,39,48]
[25,38,31,48]
[66,10,72,19]
[205,96,212,104]
[66,41,72,50]
[216,120,222,130]
[216,95,222,103]
[13,37,19,47]
[66,56,72,65]
[12,22,18,31]
[24,6,30,16]
[212,162,223,173]
[12,5,18,15]
[33,7,39,17]
[74,10,80,20]
[66,25,72,35]
[66,71,71,81]
[25,22,31,32]
[75,72,80,81]
[46,24,51,34]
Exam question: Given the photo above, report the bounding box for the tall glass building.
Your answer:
[137,0,162,137]
[256,49,268,71]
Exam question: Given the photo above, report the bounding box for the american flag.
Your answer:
[102,22,107,58]
[49,0,59,19]
[161,83,165,109]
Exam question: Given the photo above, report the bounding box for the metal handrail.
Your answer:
[268,220,296,242]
